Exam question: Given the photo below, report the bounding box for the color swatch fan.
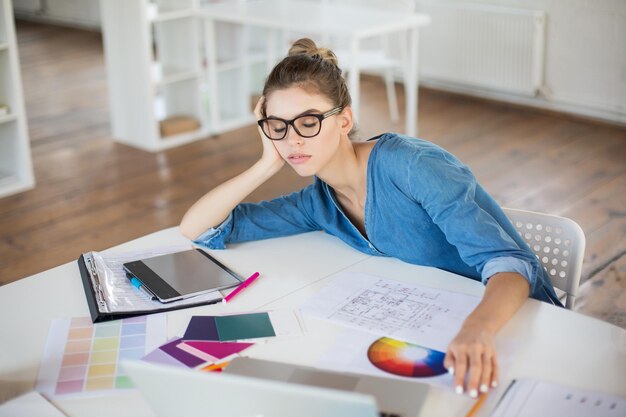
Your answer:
[367,337,446,378]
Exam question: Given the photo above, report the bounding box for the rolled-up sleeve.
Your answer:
[193,212,234,249]
[192,183,321,250]
[481,256,535,286]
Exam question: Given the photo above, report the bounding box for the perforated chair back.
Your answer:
[503,208,586,309]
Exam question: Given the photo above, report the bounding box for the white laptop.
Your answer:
[123,358,430,417]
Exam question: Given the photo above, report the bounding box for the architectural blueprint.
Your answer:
[300,272,481,351]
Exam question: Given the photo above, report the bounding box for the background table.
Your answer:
[1,227,624,416]
[200,0,431,137]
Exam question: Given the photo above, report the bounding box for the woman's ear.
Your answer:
[339,106,354,135]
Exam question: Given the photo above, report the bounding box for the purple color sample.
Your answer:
[183,316,219,341]
[159,338,206,368]
[142,346,187,368]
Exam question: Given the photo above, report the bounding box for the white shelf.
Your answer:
[0,113,17,124]
[0,171,34,199]
[152,64,199,86]
[0,0,35,199]
[0,169,18,187]
[101,0,268,150]
[217,52,266,72]
[150,8,196,23]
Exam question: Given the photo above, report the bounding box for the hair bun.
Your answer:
[288,38,339,67]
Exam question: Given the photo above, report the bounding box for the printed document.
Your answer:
[491,379,625,417]
[300,272,480,351]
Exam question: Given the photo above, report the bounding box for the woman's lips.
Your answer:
[288,153,312,164]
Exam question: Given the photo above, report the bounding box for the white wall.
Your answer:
[417,0,626,124]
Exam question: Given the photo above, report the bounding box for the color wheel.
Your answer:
[367,337,447,378]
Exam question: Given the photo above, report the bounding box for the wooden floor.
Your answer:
[2,22,625,326]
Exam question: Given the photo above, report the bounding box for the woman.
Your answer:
[180,38,561,398]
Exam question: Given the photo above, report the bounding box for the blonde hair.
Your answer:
[262,38,355,138]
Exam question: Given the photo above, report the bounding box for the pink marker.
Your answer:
[222,272,261,303]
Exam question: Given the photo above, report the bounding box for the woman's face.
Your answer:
[264,86,351,177]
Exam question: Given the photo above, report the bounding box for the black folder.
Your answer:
[77,253,222,323]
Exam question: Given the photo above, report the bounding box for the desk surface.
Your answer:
[1,227,624,416]
[199,0,431,37]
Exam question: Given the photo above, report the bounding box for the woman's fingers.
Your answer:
[443,351,455,377]
[253,96,265,120]
[452,348,468,394]
[466,346,484,397]
[479,351,493,394]
[446,334,498,396]
[491,354,499,388]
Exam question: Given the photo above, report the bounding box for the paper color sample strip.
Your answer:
[183,310,301,342]
[177,340,254,363]
[182,314,273,341]
[215,313,276,341]
[158,338,207,368]
[142,338,253,368]
[37,315,166,397]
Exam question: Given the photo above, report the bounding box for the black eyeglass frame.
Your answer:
[257,107,343,141]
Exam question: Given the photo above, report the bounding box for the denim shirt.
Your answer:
[195,133,561,305]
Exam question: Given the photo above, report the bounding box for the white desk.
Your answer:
[1,227,625,417]
[200,0,431,137]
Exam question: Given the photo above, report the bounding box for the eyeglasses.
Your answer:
[257,107,342,141]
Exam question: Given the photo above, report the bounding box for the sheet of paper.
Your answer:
[316,328,454,391]
[91,246,223,313]
[300,272,480,351]
[491,379,626,417]
[36,314,167,397]
[0,391,66,417]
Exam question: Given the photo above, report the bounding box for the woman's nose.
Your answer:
[285,125,304,145]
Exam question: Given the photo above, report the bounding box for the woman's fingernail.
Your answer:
[470,389,478,398]
[455,385,464,395]
[491,380,498,388]
[448,367,454,376]
[480,384,488,393]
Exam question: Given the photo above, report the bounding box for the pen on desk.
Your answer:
[465,393,487,417]
[129,277,156,300]
[222,272,261,303]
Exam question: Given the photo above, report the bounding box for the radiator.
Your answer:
[417,1,546,96]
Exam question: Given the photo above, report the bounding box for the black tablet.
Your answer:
[123,249,244,303]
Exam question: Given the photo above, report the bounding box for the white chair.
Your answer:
[329,0,414,125]
[503,208,586,309]
[282,0,414,125]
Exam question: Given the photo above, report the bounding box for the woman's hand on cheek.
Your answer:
[444,321,499,398]
[254,96,285,171]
